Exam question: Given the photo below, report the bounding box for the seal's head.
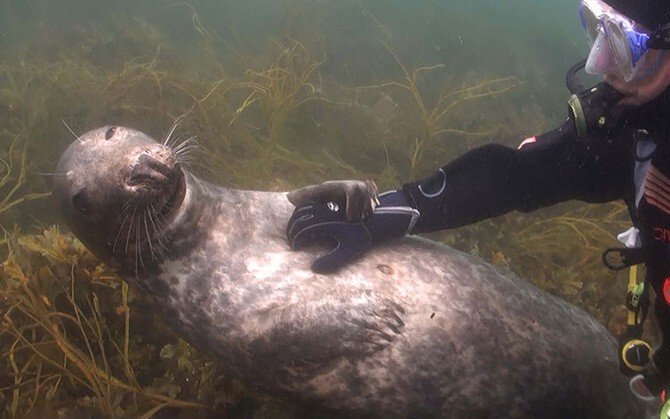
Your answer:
[52,126,186,269]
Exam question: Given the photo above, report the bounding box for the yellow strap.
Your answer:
[628,265,638,326]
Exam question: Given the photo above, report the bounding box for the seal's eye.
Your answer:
[72,189,91,214]
[104,126,117,140]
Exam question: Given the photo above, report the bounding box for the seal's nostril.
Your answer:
[129,154,172,186]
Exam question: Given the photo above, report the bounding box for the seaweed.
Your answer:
[360,42,523,179]
[230,40,324,171]
[425,199,636,338]
[509,203,633,323]
[0,135,49,225]
[0,228,204,417]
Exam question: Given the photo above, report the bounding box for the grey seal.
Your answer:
[51,126,642,418]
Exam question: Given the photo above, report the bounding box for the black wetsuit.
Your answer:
[402,88,670,372]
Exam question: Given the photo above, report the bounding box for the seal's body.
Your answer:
[52,126,641,418]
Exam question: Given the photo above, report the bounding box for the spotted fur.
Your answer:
[52,126,643,418]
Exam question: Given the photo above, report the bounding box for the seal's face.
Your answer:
[52,126,186,268]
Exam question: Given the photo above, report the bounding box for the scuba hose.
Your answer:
[566,59,588,95]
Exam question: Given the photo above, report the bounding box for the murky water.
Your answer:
[0,1,637,417]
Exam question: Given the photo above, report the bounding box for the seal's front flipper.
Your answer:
[287,180,379,221]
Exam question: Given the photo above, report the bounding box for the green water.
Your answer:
[0,1,635,417]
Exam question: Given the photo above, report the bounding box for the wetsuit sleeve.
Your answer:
[403,119,633,233]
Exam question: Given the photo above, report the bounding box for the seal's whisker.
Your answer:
[62,120,82,143]
[163,115,186,147]
[173,139,200,168]
[175,152,198,166]
[153,206,170,250]
[124,204,137,255]
[143,210,157,261]
[175,149,199,162]
[151,205,172,251]
[174,144,199,157]
[177,159,206,170]
[175,156,194,165]
[150,203,167,228]
[148,204,168,252]
[35,172,68,177]
[164,126,178,147]
[135,212,145,273]
[123,200,134,212]
[172,135,198,149]
[124,202,139,255]
[172,137,199,158]
[113,200,134,253]
[175,150,199,163]
[148,206,165,253]
[166,133,182,150]
[168,132,188,149]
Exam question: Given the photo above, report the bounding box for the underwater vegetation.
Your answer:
[362,41,522,179]
[0,135,49,232]
[1,228,202,417]
[0,0,639,416]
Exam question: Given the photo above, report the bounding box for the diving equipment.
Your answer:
[602,0,670,32]
[580,0,651,81]
[649,23,670,50]
[620,264,652,375]
[567,79,624,140]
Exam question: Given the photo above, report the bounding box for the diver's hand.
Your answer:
[287,180,379,221]
[287,200,372,273]
[286,190,419,273]
[605,49,670,106]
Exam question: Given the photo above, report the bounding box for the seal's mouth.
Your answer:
[162,171,186,216]
[108,151,185,262]
[127,151,185,217]
[128,153,176,186]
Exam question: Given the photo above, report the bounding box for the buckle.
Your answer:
[602,247,645,271]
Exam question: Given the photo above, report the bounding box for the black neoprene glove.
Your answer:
[287,190,420,273]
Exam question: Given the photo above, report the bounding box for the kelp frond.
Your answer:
[0,227,202,418]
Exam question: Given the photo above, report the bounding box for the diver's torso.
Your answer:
[635,141,670,297]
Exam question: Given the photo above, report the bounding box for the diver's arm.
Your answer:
[404,119,632,233]
[286,119,632,272]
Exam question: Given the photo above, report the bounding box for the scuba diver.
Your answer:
[286,0,670,411]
